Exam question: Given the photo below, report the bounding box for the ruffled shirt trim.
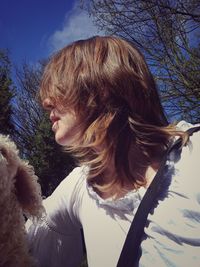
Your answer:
[86,181,147,213]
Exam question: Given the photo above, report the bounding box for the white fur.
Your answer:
[0,135,44,267]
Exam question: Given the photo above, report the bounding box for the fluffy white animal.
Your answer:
[0,134,44,267]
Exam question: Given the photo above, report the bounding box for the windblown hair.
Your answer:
[40,36,187,196]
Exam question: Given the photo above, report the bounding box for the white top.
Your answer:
[26,121,200,267]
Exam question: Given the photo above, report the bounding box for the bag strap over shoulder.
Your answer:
[117,125,200,267]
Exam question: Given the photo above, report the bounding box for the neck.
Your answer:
[95,151,161,199]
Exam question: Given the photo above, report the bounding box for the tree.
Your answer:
[28,112,75,196]
[0,49,15,135]
[83,0,200,122]
[13,61,75,196]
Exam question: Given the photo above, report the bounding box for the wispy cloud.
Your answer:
[48,5,105,52]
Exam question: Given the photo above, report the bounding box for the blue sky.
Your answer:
[0,0,104,65]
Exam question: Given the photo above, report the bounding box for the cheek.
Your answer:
[55,120,83,146]
[62,112,77,126]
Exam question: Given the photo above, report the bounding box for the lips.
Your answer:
[50,112,60,131]
[52,120,59,132]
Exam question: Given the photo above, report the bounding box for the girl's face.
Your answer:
[43,98,83,146]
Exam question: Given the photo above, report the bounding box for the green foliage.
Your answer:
[29,113,75,196]
[0,50,15,135]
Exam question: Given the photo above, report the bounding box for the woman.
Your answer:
[26,36,200,267]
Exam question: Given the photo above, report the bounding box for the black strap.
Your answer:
[117,125,200,267]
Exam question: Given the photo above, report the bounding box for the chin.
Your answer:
[54,134,75,147]
[54,132,64,145]
[55,136,67,146]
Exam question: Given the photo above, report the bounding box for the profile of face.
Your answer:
[43,98,83,146]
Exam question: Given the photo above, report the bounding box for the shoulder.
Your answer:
[176,120,200,152]
[55,165,88,194]
[167,121,200,190]
[46,165,88,205]
[172,121,200,195]
[43,166,89,228]
[176,120,200,134]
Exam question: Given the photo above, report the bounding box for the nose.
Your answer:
[43,98,54,110]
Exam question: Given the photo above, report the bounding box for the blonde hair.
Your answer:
[40,36,187,195]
